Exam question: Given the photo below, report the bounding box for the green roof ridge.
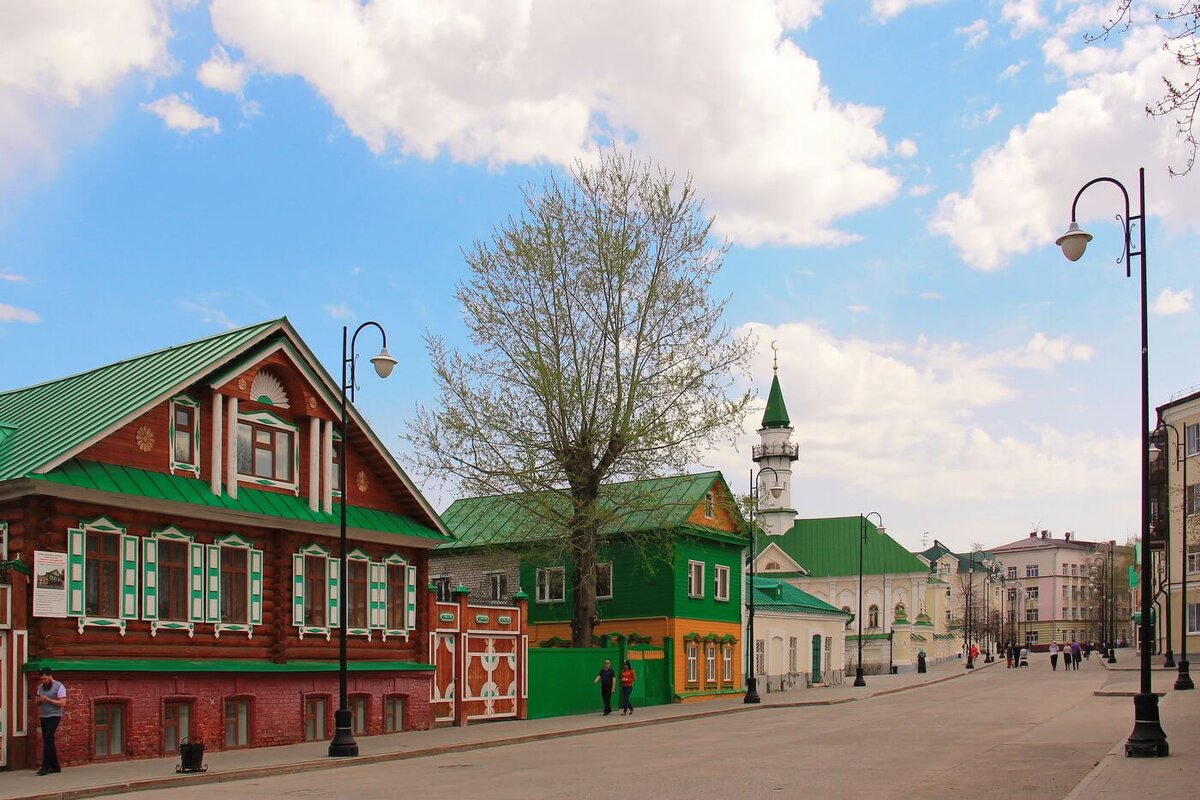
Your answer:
[761,373,791,429]
[439,471,738,549]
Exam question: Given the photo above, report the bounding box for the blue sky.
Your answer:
[2,1,1198,554]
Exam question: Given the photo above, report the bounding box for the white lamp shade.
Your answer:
[1055,222,1093,262]
[769,486,782,499]
[1148,443,1161,462]
[370,347,398,378]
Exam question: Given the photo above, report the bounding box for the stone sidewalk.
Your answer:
[2,655,1195,800]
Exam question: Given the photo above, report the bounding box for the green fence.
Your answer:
[527,643,671,719]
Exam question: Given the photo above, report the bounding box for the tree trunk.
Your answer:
[570,528,598,648]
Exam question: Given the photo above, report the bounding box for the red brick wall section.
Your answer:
[26,671,433,768]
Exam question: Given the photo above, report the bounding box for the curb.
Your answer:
[6,665,992,800]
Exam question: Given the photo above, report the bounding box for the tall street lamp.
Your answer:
[854,512,883,688]
[329,322,397,758]
[1151,422,1195,690]
[1056,167,1167,758]
[1108,540,1118,664]
[745,466,781,704]
[965,552,977,669]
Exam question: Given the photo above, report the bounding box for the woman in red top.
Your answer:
[619,660,636,716]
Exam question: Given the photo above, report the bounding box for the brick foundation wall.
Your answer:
[25,670,432,768]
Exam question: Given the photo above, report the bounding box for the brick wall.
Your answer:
[26,670,432,768]
[429,550,521,603]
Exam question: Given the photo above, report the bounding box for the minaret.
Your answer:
[753,345,799,536]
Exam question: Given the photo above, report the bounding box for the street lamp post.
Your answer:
[1151,422,1195,690]
[744,466,781,704]
[1108,540,1118,664]
[854,512,883,688]
[965,553,976,669]
[329,322,397,759]
[1056,167,1167,757]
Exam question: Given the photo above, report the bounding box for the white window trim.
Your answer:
[722,645,733,682]
[67,515,137,635]
[1187,602,1199,634]
[596,562,613,600]
[144,525,197,637]
[330,432,343,499]
[688,560,705,599]
[706,644,717,683]
[343,548,374,640]
[714,564,730,602]
[686,643,698,683]
[169,394,201,477]
[382,552,416,641]
[536,567,566,603]
[211,532,262,639]
[487,571,508,602]
[236,409,301,494]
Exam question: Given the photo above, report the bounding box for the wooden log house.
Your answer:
[0,318,451,769]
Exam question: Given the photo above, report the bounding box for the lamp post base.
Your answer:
[1175,660,1194,691]
[328,709,359,758]
[853,668,866,687]
[1107,648,1117,664]
[1124,692,1169,758]
[744,676,761,704]
[1164,650,1176,669]
[965,657,975,670]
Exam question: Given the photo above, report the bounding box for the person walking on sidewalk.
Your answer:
[1072,640,1082,670]
[33,667,66,775]
[619,660,636,716]
[1049,641,1060,671]
[595,659,616,716]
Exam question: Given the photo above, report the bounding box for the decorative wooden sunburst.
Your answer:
[135,426,155,452]
[237,377,248,391]
[356,471,368,492]
[250,370,290,408]
[307,396,318,410]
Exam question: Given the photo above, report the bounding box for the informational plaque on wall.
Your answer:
[33,550,68,618]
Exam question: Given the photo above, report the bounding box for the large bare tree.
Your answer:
[409,150,754,646]
[1094,2,1200,174]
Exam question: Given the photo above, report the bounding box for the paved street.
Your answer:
[116,660,1179,800]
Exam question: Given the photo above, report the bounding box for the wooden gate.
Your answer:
[428,589,527,726]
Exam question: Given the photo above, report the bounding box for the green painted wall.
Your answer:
[672,537,742,623]
[526,646,622,719]
[521,541,676,624]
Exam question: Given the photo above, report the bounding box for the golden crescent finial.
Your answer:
[770,341,779,373]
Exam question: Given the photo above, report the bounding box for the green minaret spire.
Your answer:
[760,345,791,429]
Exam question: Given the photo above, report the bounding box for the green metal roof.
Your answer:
[35,460,445,541]
[750,576,850,617]
[760,373,791,429]
[0,319,280,481]
[439,471,744,549]
[756,516,929,577]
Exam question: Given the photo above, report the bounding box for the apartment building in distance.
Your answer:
[989,530,1132,649]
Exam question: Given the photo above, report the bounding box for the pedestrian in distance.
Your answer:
[1071,640,1082,670]
[1019,646,1029,667]
[1084,641,1092,661]
[1049,641,1060,671]
[33,667,65,775]
[594,658,616,716]
[619,660,636,716]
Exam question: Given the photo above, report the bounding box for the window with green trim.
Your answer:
[304,555,327,627]
[234,410,300,491]
[170,396,200,474]
[157,540,188,621]
[85,531,121,618]
[347,559,368,629]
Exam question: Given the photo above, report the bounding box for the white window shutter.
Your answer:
[206,544,221,623]
[369,562,386,629]
[293,553,305,627]
[189,542,206,623]
[249,548,264,626]
[142,537,159,621]
[67,526,86,617]
[327,556,340,630]
[405,564,418,631]
[120,534,139,620]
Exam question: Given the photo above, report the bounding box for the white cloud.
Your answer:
[707,322,1129,519]
[908,183,934,197]
[197,44,248,96]
[0,0,173,190]
[1153,287,1193,315]
[0,273,28,282]
[141,93,220,134]
[325,302,356,322]
[1001,0,1046,38]
[956,19,989,49]
[894,138,918,158]
[1000,60,1029,80]
[848,304,871,313]
[963,103,1001,129]
[871,0,945,23]
[920,291,943,300]
[0,303,40,323]
[998,332,1095,371]
[208,0,899,248]
[930,17,1197,271]
[181,296,236,329]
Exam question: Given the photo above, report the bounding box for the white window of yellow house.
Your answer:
[686,643,698,683]
[722,645,733,681]
[706,644,717,683]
